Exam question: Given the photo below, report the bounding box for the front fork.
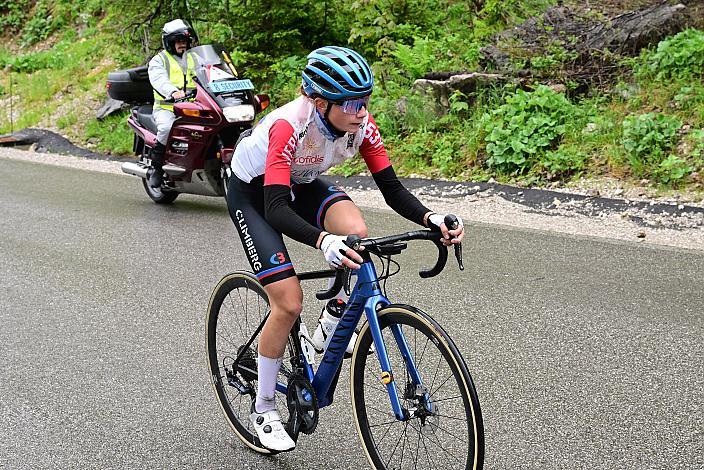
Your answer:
[364,299,431,421]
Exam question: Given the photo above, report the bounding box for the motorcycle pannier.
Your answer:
[107,66,153,104]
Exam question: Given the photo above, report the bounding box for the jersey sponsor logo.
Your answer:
[364,121,383,149]
[298,123,309,140]
[269,251,286,265]
[292,169,323,180]
[294,155,324,165]
[235,209,262,271]
[303,136,318,152]
[327,185,344,193]
[281,134,298,166]
[346,133,355,149]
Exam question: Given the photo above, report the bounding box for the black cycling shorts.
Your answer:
[226,175,351,286]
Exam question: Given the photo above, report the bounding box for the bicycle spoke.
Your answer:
[429,395,463,404]
[414,426,421,470]
[368,418,402,429]
[423,417,469,445]
[399,418,409,468]
[419,426,435,469]
[423,421,464,464]
[215,331,240,350]
[365,382,389,395]
[433,412,469,423]
[416,336,430,372]
[426,354,444,397]
[365,405,397,419]
[384,420,408,469]
[363,374,389,394]
[374,415,399,448]
[227,293,247,340]
[428,372,455,400]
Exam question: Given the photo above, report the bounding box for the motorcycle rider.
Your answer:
[225,46,464,452]
[147,19,199,188]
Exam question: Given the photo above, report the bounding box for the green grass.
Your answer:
[84,113,133,154]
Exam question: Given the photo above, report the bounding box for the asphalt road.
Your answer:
[1,158,702,469]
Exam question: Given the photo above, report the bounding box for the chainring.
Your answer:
[285,373,319,440]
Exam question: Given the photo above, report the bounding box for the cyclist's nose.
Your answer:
[356,106,368,118]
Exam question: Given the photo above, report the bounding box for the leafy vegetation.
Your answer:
[481,85,582,175]
[622,112,683,179]
[0,0,702,194]
[634,29,704,80]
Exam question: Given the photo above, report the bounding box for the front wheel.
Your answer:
[350,305,484,470]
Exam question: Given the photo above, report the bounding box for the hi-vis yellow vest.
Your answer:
[153,50,196,111]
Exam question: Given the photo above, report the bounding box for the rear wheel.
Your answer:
[350,305,484,470]
[140,155,178,204]
[142,177,178,204]
[205,272,296,454]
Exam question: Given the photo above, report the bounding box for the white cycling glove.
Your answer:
[428,213,464,231]
[319,234,351,268]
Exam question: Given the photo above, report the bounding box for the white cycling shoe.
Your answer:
[250,407,296,452]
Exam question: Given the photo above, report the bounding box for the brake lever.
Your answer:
[444,214,464,271]
[315,234,363,300]
[315,268,345,300]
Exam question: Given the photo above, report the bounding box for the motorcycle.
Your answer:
[106,44,269,203]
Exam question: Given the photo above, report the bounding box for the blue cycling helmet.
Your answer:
[302,46,374,101]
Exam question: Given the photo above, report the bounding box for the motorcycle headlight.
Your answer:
[223,105,255,123]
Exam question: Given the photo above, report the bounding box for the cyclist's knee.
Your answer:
[270,294,302,318]
[265,278,303,319]
[331,218,368,238]
[324,200,367,237]
[352,222,368,239]
[341,219,367,238]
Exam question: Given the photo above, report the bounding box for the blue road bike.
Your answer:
[206,215,484,469]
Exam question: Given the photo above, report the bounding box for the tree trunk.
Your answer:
[580,2,686,55]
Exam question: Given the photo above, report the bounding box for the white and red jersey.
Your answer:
[232,96,390,186]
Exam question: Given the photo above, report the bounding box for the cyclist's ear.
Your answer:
[313,97,328,113]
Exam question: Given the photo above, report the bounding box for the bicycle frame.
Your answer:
[272,256,429,421]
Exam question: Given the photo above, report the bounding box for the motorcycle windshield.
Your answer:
[189,44,256,118]
[188,45,226,66]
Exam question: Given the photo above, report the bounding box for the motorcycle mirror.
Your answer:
[255,94,270,113]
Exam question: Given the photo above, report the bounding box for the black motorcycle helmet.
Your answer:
[161,19,198,55]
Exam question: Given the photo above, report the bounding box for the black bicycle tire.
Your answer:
[350,304,485,470]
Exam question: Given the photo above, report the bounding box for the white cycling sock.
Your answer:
[255,354,282,413]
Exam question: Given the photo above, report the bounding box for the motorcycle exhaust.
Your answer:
[121,162,187,179]
[121,161,149,178]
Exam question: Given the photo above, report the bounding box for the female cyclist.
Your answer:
[226,45,464,452]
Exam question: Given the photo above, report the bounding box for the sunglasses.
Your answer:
[334,95,370,115]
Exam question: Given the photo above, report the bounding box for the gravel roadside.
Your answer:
[2,146,702,252]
